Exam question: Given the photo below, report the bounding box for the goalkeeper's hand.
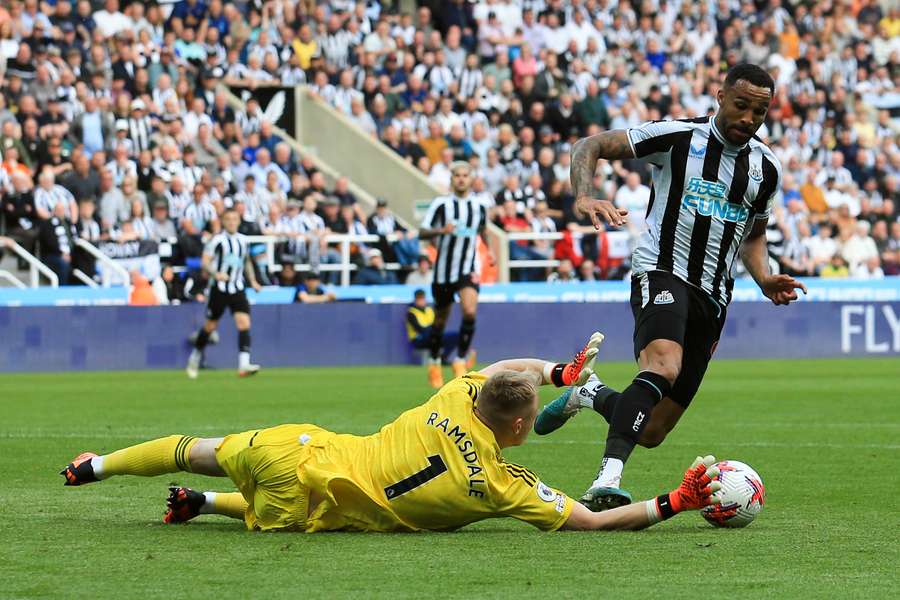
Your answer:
[669,455,722,512]
[550,332,604,387]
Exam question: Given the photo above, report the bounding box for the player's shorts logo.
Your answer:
[654,290,674,305]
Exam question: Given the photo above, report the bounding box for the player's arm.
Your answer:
[478,332,604,388]
[559,456,721,531]
[741,219,807,306]
[244,252,262,292]
[570,131,633,229]
[201,249,227,282]
[418,198,454,240]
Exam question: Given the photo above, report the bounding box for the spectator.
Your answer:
[39,201,76,283]
[295,272,337,304]
[547,258,577,283]
[355,248,397,285]
[405,255,433,286]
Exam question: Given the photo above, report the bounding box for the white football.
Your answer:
[701,460,765,528]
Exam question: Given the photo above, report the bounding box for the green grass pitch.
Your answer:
[2,358,898,599]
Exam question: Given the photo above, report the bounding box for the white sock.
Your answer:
[575,378,604,409]
[90,455,106,479]
[189,349,202,364]
[592,457,624,489]
[239,352,250,369]
[200,491,217,514]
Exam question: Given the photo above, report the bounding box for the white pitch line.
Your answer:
[526,439,900,450]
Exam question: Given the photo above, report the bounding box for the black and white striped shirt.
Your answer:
[421,193,488,285]
[127,116,153,154]
[205,231,249,294]
[627,117,782,305]
[181,200,217,233]
[34,185,76,219]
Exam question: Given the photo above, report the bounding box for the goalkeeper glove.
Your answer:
[650,455,722,522]
[548,332,604,387]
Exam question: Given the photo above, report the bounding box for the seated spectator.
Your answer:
[355,248,398,285]
[1,172,37,263]
[547,258,578,283]
[406,255,433,286]
[820,254,850,279]
[851,256,885,280]
[295,272,337,304]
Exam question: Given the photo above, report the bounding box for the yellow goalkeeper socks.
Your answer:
[94,435,199,479]
[200,492,248,520]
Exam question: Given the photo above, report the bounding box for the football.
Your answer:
[701,460,766,528]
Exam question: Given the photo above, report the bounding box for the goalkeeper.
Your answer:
[60,333,721,532]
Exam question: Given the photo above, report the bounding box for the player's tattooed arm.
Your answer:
[570,131,634,229]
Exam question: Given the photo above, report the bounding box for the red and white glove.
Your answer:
[547,332,604,387]
[648,455,722,522]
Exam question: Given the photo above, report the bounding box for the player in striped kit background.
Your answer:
[186,208,262,379]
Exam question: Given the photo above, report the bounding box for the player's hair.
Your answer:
[450,161,472,175]
[724,63,775,95]
[477,370,538,426]
[222,207,239,217]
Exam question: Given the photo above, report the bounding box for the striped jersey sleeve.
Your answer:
[421,197,446,229]
[627,119,698,165]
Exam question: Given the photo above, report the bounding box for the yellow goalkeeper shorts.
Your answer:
[215,424,330,532]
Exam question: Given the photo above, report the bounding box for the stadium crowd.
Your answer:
[0,0,898,296]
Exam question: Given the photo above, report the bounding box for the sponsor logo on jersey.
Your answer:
[689,143,707,158]
[654,290,674,305]
[682,176,749,223]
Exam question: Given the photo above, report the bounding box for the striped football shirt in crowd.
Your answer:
[626,116,783,305]
[205,231,249,294]
[421,193,488,285]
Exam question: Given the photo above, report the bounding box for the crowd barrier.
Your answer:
[1,295,897,372]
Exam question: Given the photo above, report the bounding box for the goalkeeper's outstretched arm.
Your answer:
[479,332,604,388]
[559,456,722,531]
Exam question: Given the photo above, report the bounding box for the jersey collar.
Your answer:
[472,407,502,456]
[709,115,750,152]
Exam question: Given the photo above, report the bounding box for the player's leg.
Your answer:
[427,283,453,388]
[233,309,259,377]
[60,435,225,486]
[188,319,218,378]
[189,290,226,378]
[581,273,688,511]
[452,283,479,376]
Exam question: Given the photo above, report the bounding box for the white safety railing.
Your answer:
[72,269,99,288]
[506,231,564,270]
[0,238,58,287]
[74,239,130,288]
[0,269,26,288]
[245,232,409,287]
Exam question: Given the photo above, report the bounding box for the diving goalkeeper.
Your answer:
[60,333,721,532]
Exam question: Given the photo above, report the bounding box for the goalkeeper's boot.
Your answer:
[579,486,633,512]
[238,364,261,377]
[427,362,444,388]
[60,452,99,486]
[465,350,477,370]
[164,486,205,524]
[533,373,603,435]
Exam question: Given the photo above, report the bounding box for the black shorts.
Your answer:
[431,274,480,309]
[629,270,727,408]
[206,288,251,321]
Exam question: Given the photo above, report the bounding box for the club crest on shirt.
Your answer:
[748,164,764,182]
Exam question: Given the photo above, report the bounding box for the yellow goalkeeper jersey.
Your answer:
[296,372,574,532]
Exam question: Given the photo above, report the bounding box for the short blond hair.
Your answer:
[477,370,538,426]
